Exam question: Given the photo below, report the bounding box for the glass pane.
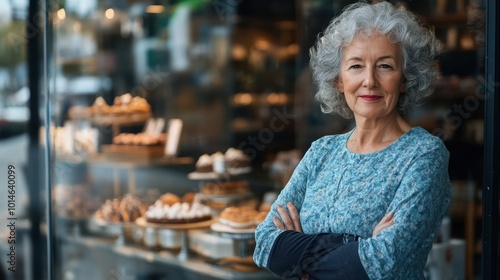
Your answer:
[45,0,488,280]
[0,0,32,279]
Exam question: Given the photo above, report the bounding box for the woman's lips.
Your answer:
[360,95,382,101]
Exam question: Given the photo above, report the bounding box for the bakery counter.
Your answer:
[57,233,279,280]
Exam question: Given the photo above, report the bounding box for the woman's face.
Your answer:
[337,33,405,120]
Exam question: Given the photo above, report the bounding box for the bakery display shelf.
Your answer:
[188,167,252,180]
[87,153,194,168]
[100,144,167,162]
[135,217,216,261]
[59,234,279,279]
[87,112,152,126]
[135,217,216,230]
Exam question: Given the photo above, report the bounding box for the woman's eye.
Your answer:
[379,64,393,69]
[349,64,362,69]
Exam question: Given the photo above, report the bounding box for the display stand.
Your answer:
[88,217,134,246]
[135,217,215,261]
[187,168,253,208]
[210,223,255,257]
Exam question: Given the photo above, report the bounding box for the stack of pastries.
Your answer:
[95,194,147,223]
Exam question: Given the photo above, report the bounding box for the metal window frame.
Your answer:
[483,0,500,279]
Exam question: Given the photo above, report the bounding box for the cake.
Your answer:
[145,201,212,224]
[224,148,251,169]
[195,148,251,173]
[201,181,249,195]
[195,154,213,173]
[219,206,266,229]
[95,194,147,223]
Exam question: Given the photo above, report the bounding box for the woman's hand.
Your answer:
[372,211,395,236]
[272,202,303,233]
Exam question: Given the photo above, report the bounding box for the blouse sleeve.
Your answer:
[253,141,317,268]
[358,141,452,279]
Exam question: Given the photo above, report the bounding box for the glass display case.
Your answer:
[47,0,280,279]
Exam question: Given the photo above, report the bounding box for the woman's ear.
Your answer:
[335,78,344,93]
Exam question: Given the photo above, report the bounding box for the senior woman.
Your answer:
[253,1,451,279]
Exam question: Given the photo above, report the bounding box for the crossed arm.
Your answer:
[267,202,395,279]
[274,201,395,236]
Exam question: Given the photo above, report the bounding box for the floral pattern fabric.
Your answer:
[253,126,451,279]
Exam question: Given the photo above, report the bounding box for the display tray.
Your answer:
[88,216,135,236]
[101,144,165,161]
[89,112,151,126]
[210,222,256,234]
[135,216,216,230]
[188,167,252,180]
[197,192,253,203]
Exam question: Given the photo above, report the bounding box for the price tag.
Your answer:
[153,118,165,136]
[165,119,183,157]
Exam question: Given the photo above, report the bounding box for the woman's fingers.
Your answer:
[273,216,285,230]
[287,202,303,233]
[372,211,395,236]
[273,202,303,232]
[276,204,294,230]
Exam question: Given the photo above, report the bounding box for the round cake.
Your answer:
[145,201,212,224]
[225,148,251,169]
[219,206,264,229]
[201,181,249,195]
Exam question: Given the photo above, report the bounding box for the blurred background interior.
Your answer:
[0,0,497,279]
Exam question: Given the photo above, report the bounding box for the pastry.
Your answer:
[254,211,268,224]
[258,203,272,212]
[219,206,259,229]
[195,154,213,173]
[90,96,111,115]
[201,181,249,195]
[224,148,251,169]
[95,194,147,222]
[145,201,212,224]
[113,132,167,146]
[160,193,181,206]
[181,192,196,204]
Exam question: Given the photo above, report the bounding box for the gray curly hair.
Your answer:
[309,1,442,118]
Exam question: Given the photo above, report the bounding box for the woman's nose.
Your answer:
[362,67,378,88]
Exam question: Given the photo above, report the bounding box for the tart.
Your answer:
[219,207,259,229]
[145,201,212,224]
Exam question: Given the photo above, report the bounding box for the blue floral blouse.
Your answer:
[254,126,452,279]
